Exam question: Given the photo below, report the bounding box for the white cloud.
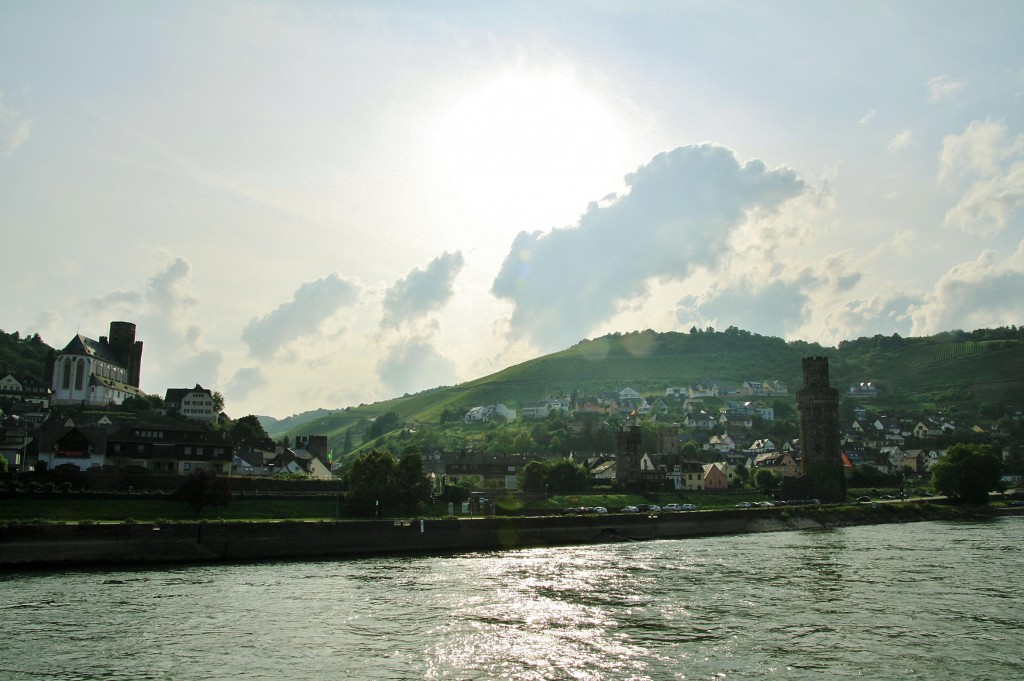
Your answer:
[491,144,806,351]
[928,75,966,102]
[824,294,919,340]
[224,366,267,405]
[676,275,814,338]
[910,241,1024,335]
[242,273,360,359]
[75,257,223,394]
[0,89,31,154]
[888,129,913,151]
[376,338,458,395]
[858,109,877,125]
[381,251,465,329]
[941,120,1024,235]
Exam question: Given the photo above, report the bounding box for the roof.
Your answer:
[59,334,125,366]
[165,383,212,403]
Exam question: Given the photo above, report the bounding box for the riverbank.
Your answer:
[2,502,1019,569]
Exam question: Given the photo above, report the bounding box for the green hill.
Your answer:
[275,326,1024,456]
[0,329,54,385]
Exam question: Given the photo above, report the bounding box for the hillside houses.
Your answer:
[464,403,517,423]
[849,382,878,398]
[741,380,787,396]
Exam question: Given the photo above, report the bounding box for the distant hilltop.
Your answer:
[263,326,1024,440]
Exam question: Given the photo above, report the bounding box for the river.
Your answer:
[2,517,1022,680]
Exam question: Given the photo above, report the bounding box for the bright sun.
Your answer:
[430,66,631,237]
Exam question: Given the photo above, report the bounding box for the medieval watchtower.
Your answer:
[615,411,643,489]
[796,356,845,503]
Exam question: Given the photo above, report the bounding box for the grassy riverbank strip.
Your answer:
[1,493,1019,525]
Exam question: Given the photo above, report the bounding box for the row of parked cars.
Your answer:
[735,499,820,508]
[562,503,699,515]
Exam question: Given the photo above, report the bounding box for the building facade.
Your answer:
[164,384,218,421]
[50,321,144,407]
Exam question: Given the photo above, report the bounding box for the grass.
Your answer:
[0,496,344,523]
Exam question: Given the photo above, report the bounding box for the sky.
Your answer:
[2,1,1023,419]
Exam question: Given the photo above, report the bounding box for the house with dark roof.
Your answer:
[164,384,218,422]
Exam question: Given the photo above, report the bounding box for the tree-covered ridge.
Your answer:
[276,326,1024,466]
[0,329,54,383]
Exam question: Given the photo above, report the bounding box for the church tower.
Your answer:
[106,321,144,388]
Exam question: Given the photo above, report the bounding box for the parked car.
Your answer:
[636,504,661,513]
[592,506,608,514]
[662,503,684,512]
[680,503,698,511]
[735,502,753,508]
[619,505,640,513]
[856,495,871,503]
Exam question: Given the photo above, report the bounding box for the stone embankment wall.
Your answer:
[0,510,793,568]
[2,505,1013,569]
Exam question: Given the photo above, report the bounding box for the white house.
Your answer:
[464,403,517,423]
[164,384,218,422]
[521,401,550,419]
[618,386,641,401]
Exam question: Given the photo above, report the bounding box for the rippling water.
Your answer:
[2,517,1022,680]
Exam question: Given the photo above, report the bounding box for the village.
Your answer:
[1,321,1022,499]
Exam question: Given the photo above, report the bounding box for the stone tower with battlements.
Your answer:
[615,411,643,489]
[796,356,845,503]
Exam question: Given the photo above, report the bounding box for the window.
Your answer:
[74,359,85,391]
[62,361,71,390]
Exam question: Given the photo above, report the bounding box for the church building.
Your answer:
[50,321,144,406]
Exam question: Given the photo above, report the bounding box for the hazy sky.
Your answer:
[2,1,1023,418]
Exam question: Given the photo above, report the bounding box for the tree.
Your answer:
[212,391,225,414]
[345,449,398,515]
[395,449,431,515]
[175,469,232,517]
[368,411,402,439]
[680,440,701,460]
[754,468,778,493]
[0,453,7,473]
[230,414,269,445]
[520,460,546,493]
[931,443,1002,504]
[544,459,590,494]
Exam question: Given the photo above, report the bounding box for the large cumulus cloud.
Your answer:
[242,272,360,359]
[376,338,458,395]
[80,257,222,392]
[374,251,466,395]
[381,251,464,329]
[941,120,1024,236]
[491,144,805,351]
[910,240,1024,334]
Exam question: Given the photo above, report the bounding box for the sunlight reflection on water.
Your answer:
[1,518,1023,680]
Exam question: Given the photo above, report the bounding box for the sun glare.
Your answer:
[430,67,629,237]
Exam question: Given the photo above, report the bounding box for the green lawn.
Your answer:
[0,496,344,522]
[1,486,917,524]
